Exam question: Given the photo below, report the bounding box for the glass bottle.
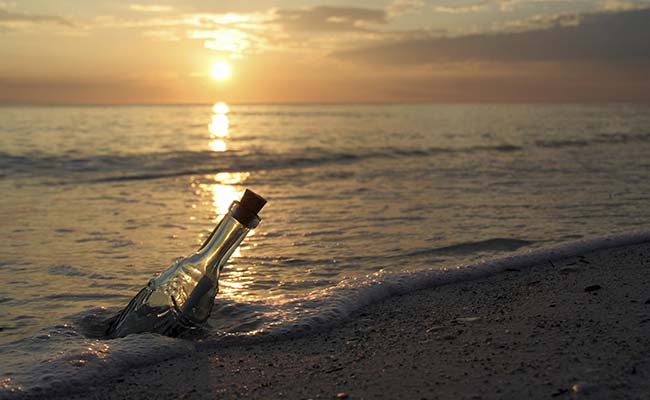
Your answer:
[106,189,266,338]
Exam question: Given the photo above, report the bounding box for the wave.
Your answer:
[534,131,650,149]
[402,238,534,257]
[3,130,649,185]
[0,145,523,184]
[2,231,649,399]
[205,231,649,342]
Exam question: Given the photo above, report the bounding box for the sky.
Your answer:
[1,0,649,104]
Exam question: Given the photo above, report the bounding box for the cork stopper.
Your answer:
[239,189,266,215]
[228,189,266,228]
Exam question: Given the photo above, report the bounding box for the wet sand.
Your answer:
[65,242,650,400]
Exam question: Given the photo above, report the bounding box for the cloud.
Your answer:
[271,6,387,32]
[184,6,393,57]
[334,8,650,64]
[601,0,650,10]
[387,0,425,16]
[129,4,174,13]
[142,29,179,41]
[186,12,274,57]
[432,1,492,13]
[191,26,267,57]
[426,0,631,14]
[500,11,584,31]
[0,9,72,27]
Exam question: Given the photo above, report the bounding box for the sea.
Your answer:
[1,103,650,398]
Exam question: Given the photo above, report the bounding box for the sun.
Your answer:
[210,61,232,81]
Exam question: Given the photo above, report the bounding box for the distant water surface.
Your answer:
[1,103,650,396]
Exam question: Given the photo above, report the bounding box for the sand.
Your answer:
[62,242,650,400]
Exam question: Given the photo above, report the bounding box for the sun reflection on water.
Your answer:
[202,103,258,298]
[208,101,230,152]
[212,101,230,114]
[211,170,253,296]
[209,139,227,152]
[210,172,250,217]
[209,114,229,137]
[219,266,256,297]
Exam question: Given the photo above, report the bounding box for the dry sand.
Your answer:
[65,242,650,400]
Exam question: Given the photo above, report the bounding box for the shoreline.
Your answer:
[55,241,650,400]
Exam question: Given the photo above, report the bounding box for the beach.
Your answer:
[3,1,650,396]
[56,241,650,400]
[3,1,650,397]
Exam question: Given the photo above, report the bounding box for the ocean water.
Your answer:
[1,103,650,397]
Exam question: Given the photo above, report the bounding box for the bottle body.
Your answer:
[106,256,219,338]
[107,192,264,338]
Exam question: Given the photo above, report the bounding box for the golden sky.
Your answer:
[1,0,649,104]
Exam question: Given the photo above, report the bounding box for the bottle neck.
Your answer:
[196,210,252,278]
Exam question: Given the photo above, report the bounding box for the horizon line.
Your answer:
[2,99,650,107]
